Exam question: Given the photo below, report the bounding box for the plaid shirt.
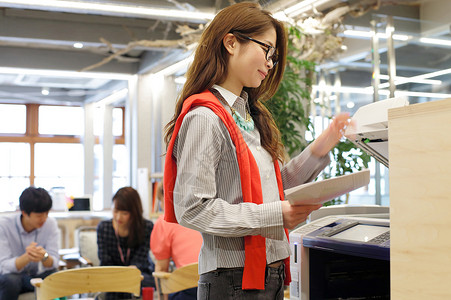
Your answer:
[97,219,154,274]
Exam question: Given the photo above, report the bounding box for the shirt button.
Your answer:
[256,146,261,151]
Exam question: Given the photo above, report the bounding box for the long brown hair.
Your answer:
[113,186,145,248]
[164,2,288,162]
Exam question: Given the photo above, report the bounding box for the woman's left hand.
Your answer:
[310,112,353,157]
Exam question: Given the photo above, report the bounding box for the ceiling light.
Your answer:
[73,42,84,49]
[419,37,451,47]
[272,11,290,22]
[0,67,132,81]
[41,87,50,95]
[0,0,214,22]
[391,34,412,41]
[313,85,379,95]
[95,88,128,107]
[378,74,442,86]
[342,30,409,41]
[343,29,373,38]
[284,0,316,15]
[408,67,451,80]
[374,68,451,90]
[314,85,451,99]
[346,102,355,109]
[395,90,451,99]
[284,0,333,18]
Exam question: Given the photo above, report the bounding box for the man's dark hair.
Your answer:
[19,187,53,215]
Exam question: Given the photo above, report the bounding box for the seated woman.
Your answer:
[97,187,155,299]
[151,182,202,300]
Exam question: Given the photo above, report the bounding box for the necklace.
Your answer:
[230,105,255,132]
[211,89,255,132]
[114,225,130,265]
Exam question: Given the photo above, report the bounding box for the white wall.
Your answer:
[127,72,178,217]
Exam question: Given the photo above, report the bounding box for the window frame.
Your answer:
[0,103,124,186]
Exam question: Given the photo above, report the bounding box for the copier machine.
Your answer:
[289,97,409,299]
[289,214,390,299]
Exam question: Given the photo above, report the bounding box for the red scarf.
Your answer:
[164,90,291,290]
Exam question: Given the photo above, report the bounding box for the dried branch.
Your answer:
[79,24,203,72]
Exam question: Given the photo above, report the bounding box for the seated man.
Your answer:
[150,182,202,300]
[0,187,59,300]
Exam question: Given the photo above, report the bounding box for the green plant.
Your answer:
[266,26,316,157]
[322,139,371,206]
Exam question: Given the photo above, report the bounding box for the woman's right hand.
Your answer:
[281,201,322,230]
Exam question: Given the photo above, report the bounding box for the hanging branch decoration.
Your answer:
[79,39,184,72]
[79,23,205,72]
[291,6,349,63]
[79,0,389,73]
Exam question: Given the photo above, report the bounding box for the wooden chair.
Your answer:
[152,262,199,300]
[31,266,143,300]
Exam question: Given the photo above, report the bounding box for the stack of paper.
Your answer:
[285,169,370,206]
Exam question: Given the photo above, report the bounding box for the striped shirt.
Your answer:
[172,85,330,275]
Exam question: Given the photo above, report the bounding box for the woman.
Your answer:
[97,187,155,299]
[151,182,202,300]
[164,2,351,299]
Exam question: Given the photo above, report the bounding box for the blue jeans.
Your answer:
[198,263,285,300]
[0,269,56,300]
[169,287,197,300]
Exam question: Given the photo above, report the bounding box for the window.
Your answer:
[0,103,127,212]
[92,143,128,211]
[0,143,30,211]
[113,144,128,193]
[94,107,124,136]
[0,104,26,134]
[310,116,382,206]
[34,143,84,197]
[39,106,84,135]
[112,108,124,136]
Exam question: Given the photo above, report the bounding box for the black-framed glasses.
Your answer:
[233,32,278,67]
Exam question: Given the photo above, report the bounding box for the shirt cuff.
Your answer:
[2,258,19,274]
[259,201,285,241]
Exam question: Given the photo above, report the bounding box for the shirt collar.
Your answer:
[212,84,248,107]
[16,213,26,234]
[16,213,40,235]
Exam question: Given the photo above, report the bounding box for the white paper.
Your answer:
[285,169,370,206]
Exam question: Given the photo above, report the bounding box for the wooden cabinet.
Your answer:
[388,98,451,299]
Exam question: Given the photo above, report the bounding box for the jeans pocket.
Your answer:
[197,282,210,300]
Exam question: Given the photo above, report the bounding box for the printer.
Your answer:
[343,96,408,168]
[289,215,390,299]
[289,97,409,299]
